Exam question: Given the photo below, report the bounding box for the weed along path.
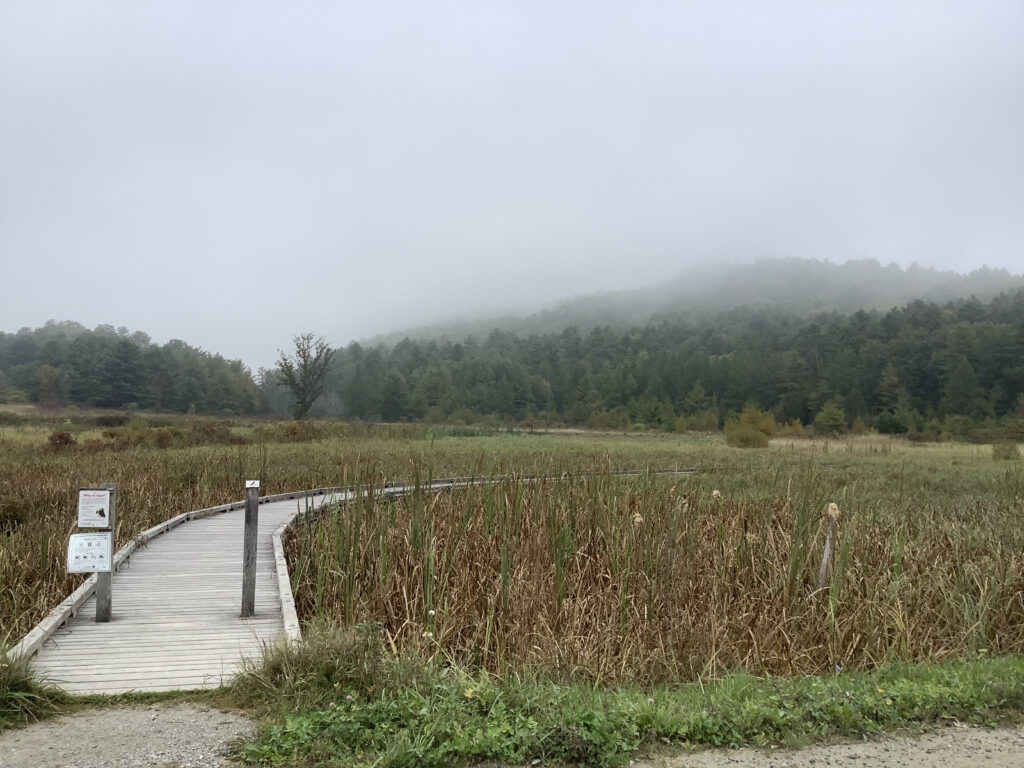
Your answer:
[21,491,344,695]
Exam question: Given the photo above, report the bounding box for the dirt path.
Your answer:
[0,704,251,768]
[649,724,1024,767]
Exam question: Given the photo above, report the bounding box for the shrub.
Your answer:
[686,408,720,431]
[724,422,769,448]
[875,411,910,434]
[449,407,477,426]
[814,400,848,435]
[943,415,976,440]
[993,442,1021,461]
[775,419,806,437]
[46,431,76,450]
[738,403,776,436]
[0,412,25,426]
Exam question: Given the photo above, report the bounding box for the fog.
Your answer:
[2,1,1023,369]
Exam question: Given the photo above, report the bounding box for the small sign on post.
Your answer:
[73,484,116,622]
[241,480,260,617]
[67,532,113,573]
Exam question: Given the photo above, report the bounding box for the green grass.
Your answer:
[0,648,67,730]
[232,625,1024,767]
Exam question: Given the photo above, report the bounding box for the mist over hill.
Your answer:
[369,259,1024,345]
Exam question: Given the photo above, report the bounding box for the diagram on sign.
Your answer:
[67,532,113,573]
[78,489,112,528]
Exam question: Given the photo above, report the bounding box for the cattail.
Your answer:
[818,503,841,590]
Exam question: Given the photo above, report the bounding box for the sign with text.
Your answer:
[77,489,112,528]
[67,532,113,573]
[246,480,260,489]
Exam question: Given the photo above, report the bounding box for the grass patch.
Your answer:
[233,626,1024,767]
[0,648,68,731]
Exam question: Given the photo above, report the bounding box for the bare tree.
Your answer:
[276,333,333,419]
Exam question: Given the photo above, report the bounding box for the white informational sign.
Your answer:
[246,480,260,488]
[78,489,112,528]
[67,532,113,573]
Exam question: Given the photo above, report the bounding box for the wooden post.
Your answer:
[95,483,116,622]
[241,482,259,617]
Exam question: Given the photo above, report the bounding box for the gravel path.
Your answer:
[4,708,1024,767]
[0,704,252,768]
[648,724,1024,767]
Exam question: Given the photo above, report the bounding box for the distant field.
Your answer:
[2,408,1022,685]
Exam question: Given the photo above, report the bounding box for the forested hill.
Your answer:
[267,291,1024,430]
[370,259,1024,344]
[0,321,258,413]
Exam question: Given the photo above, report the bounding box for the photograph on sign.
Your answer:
[78,489,111,528]
[67,532,113,573]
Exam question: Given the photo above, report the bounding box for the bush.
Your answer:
[943,415,976,440]
[0,411,25,426]
[993,442,1021,461]
[685,408,720,431]
[814,400,848,435]
[775,419,806,437]
[875,411,910,434]
[738,403,776,436]
[724,422,769,448]
[46,431,76,451]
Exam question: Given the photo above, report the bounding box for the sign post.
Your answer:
[241,480,259,617]
[73,483,116,622]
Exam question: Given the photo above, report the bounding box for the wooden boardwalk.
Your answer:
[30,495,334,695]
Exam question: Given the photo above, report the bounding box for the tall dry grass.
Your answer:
[287,466,1024,682]
[0,425,706,641]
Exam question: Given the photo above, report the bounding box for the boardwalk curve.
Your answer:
[15,471,694,695]
[27,493,339,695]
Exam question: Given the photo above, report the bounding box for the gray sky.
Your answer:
[2,1,1023,369]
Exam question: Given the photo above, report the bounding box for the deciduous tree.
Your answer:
[276,334,333,419]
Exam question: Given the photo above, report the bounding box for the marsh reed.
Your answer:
[288,466,1024,682]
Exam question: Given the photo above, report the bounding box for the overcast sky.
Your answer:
[2,1,1023,369]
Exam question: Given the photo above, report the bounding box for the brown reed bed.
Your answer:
[0,426,710,642]
[287,466,1024,683]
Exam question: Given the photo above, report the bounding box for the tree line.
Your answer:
[266,292,1024,434]
[0,321,258,414]
[6,291,1023,435]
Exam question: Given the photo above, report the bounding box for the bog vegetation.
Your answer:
[2,408,1023,762]
[2,410,1021,671]
[289,452,1024,682]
